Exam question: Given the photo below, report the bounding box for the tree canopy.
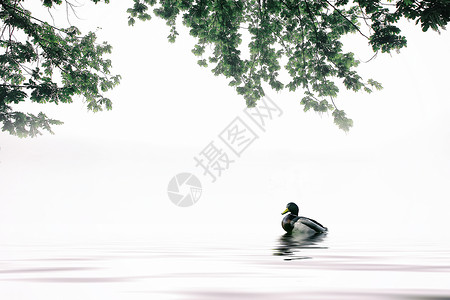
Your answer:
[128,0,449,131]
[1,0,448,137]
[0,0,120,137]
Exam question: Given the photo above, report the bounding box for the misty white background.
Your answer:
[0,1,449,243]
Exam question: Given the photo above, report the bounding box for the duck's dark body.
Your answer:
[281,214,297,233]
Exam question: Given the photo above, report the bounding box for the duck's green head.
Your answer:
[281,202,299,216]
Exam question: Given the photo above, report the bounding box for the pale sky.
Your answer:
[0,1,449,243]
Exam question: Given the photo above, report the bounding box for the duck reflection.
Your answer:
[274,232,328,261]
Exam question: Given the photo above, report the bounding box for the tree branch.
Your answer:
[322,0,369,39]
[1,1,66,34]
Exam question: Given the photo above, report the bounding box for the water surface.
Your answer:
[1,232,449,299]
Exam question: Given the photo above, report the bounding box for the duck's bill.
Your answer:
[281,208,289,215]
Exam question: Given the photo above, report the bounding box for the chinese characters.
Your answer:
[194,96,282,183]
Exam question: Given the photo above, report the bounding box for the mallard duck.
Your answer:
[281,202,328,234]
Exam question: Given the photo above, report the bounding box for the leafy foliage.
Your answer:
[1,1,447,137]
[0,0,120,137]
[128,0,448,131]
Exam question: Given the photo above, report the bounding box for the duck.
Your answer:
[281,202,328,234]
